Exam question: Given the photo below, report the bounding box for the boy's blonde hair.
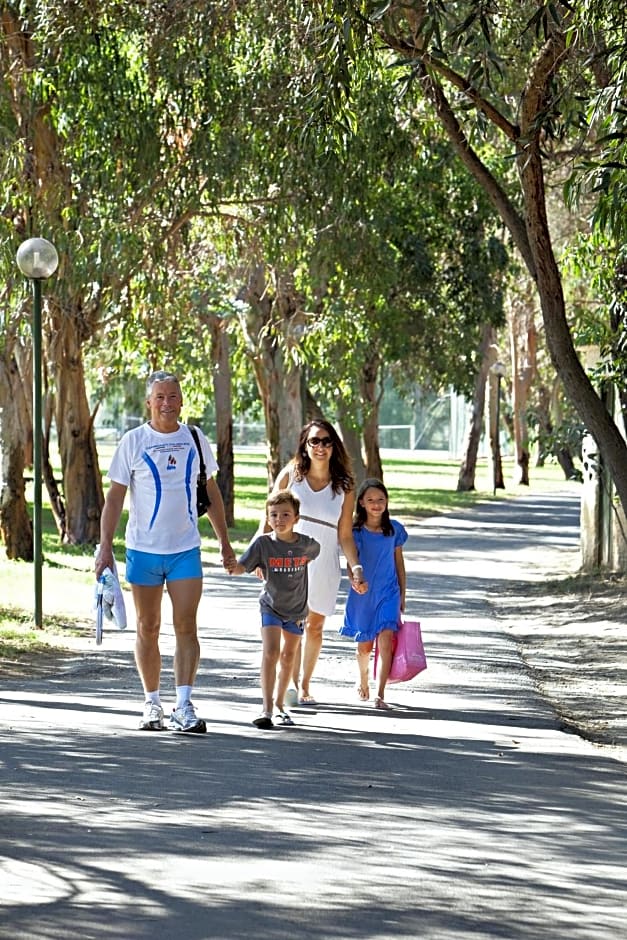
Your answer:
[266,489,300,516]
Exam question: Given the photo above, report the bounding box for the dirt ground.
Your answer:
[492,572,627,758]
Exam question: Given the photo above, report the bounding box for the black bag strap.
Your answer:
[189,426,206,478]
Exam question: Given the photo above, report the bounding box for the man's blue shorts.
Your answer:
[261,611,305,636]
[126,548,202,586]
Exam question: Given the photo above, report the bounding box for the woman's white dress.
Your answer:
[287,469,345,617]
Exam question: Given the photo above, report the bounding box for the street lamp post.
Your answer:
[16,237,59,629]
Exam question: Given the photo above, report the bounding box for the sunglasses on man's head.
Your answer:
[307,436,333,448]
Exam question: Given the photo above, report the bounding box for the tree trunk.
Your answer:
[252,349,301,485]
[0,355,34,560]
[517,139,627,519]
[534,378,578,479]
[278,368,303,469]
[486,366,505,491]
[535,384,549,468]
[457,323,495,492]
[208,315,234,526]
[304,387,325,424]
[361,351,383,480]
[337,397,366,486]
[13,343,34,469]
[610,254,627,436]
[509,293,537,486]
[238,264,304,486]
[48,299,104,544]
[42,390,68,539]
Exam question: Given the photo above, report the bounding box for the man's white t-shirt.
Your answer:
[108,422,218,554]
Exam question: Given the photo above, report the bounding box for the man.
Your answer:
[95,370,236,732]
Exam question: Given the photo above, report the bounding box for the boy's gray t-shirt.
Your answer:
[238,532,320,622]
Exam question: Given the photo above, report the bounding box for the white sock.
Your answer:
[176,685,193,709]
[146,690,161,705]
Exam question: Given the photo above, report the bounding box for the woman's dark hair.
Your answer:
[354,478,393,535]
[292,419,354,494]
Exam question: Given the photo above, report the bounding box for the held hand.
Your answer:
[254,566,264,581]
[349,563,368,594]
[351,577,368,594]
[221,545,238,573]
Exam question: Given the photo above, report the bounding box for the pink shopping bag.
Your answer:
[374,619,427,683]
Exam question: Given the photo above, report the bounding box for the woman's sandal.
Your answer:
[374,696,391,710]
[356,685,370,701]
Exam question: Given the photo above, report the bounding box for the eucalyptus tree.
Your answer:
[1,0,331,542]
[310,0,627,522]
[565,1,627,433]
[221,11,510,483]
[0,5,162,546]
[126,250,243,525]
[207,3,348,481]
[0,0,256,549]
[299,104,509,481]
[567,0,627,248]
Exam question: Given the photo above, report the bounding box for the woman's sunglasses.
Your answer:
[307,436,333,448]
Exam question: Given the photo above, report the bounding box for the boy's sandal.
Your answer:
[356,685,370,701]
[275,710,295,726]
[253,714,274,729]
[374,696,391,710]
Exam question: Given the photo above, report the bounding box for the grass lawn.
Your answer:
[0,446,575,654]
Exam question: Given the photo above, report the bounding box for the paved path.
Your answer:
[1,491,626,939]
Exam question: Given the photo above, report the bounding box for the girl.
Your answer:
[340,478,407,709]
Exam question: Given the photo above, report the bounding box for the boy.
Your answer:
[229,490,320,728]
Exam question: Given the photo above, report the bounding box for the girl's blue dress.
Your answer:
[340,519,408,643]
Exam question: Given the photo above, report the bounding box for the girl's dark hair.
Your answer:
[292,419,354,494]
[354,478,393,535]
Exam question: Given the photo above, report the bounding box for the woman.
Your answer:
[272,419,366,704]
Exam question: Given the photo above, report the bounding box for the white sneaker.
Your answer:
[169,701,207,733]
[139,701,165,731]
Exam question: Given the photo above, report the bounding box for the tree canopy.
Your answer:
[304,0,627,518]
[1,0,626,557]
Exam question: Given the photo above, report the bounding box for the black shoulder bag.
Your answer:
[189,426,211,517]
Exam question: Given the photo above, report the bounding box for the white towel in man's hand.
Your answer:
[94,549,127,630]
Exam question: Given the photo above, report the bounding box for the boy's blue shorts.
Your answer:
[126,548,202,586]
[261,611,305,636]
